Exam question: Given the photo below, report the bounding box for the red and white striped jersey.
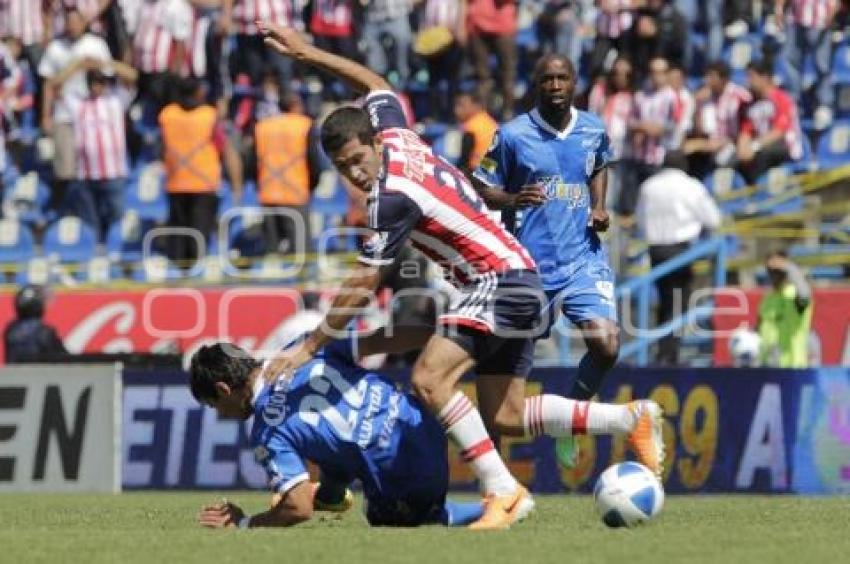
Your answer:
[673,86,695,146]
[630,85,680,165]
[702,80,752,140]
[310,0,353,37]
[359,91,536,286]
[788,0,836,29]
[181,10,211,78]
[596,0,634,39]
[0,0,46,46]
[69,91,130,180]
[133,0,192,74]
[588,84,634,160]
[231,0,292,35]
[422,0,461,28]
[741,86,804,160]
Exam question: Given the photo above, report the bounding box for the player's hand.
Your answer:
[513,184,547,207]
[258,21,309,59]
[589,208,610,232]
[261,340,316,384]
[198,501,246,529]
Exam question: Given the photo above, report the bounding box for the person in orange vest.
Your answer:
[253,89,322,255]
[453,91,498,175]
[159,77,243,266]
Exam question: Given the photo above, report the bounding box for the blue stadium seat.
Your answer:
[833,44,850,85]
[43,217,97,264]
[836,84,850,118]
[815,120,850,168]
[3,171,50,226]
[0,220,35,272]
[430,127,463,165]
[106,212,157,264]
[702,167,746,196]
[125,161,168,222]
[221,206,266,259]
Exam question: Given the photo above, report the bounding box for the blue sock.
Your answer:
[570,352,608,400]
[441,500,484,526]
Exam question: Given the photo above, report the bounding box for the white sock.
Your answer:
[438,391,518,496]
[524,395,636,437]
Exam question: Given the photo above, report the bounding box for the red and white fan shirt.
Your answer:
[68,88,131,180]
[741,86,804,160]
[132,0,192,74]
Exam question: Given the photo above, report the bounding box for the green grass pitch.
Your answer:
[2,493,849,563]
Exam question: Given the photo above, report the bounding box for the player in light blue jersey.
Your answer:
[472,54,621,465]
[192,330,491,529]
[192,325,663,529]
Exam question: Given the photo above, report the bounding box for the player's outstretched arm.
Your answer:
[198,481,315,529]
[261,264,385,383]
[258,21,390,94]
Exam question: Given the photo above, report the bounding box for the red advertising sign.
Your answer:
[0,287,389,366]
[714,288,850,366]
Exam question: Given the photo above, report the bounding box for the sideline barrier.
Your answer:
[121,366,850,494]
[0,364,122,492]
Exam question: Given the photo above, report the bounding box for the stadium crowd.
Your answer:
[0,0,848,278]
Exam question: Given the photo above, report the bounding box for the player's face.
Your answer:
[206,383,253,420]
[331,137,382,192]
[537,60,575,113]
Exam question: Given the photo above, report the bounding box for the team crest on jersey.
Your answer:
[596,281,615,304]
[254,445,270,463]
[364,231,390,257]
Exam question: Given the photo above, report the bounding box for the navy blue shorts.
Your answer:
[439,269,546,378]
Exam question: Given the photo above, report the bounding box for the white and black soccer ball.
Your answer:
[728,327,762,367]
[593,462,664,528]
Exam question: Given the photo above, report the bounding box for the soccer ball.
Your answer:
[728,327,762,366]
[593,462,664,528]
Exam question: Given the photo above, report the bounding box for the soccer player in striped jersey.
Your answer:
[471,54,632,468]
[256,23,663,529]
[192,330,662,529]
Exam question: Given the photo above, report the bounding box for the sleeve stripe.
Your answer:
[365,89,398,102]
[272,472,310,495]
[472,170,502,189]
[357,255,395,266]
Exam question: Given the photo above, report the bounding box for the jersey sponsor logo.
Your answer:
[540,176,587,209]
[262,379,292,427]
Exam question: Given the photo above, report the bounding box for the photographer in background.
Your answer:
[757,251,813,368]
[3,285,68,364]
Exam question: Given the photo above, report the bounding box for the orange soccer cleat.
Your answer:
[468,485,535,531]
[627,400,665,479]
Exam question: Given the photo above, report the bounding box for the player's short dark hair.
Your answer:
[532,54,576,84]
[705,61,731,80]
[189,343,260,404]
[747,59,773,78]
[321,106,375,155]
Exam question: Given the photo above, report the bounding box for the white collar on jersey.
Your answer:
[530,106,578,139]
[252,360,269,406]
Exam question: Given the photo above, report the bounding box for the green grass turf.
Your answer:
[1,493,849,564]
